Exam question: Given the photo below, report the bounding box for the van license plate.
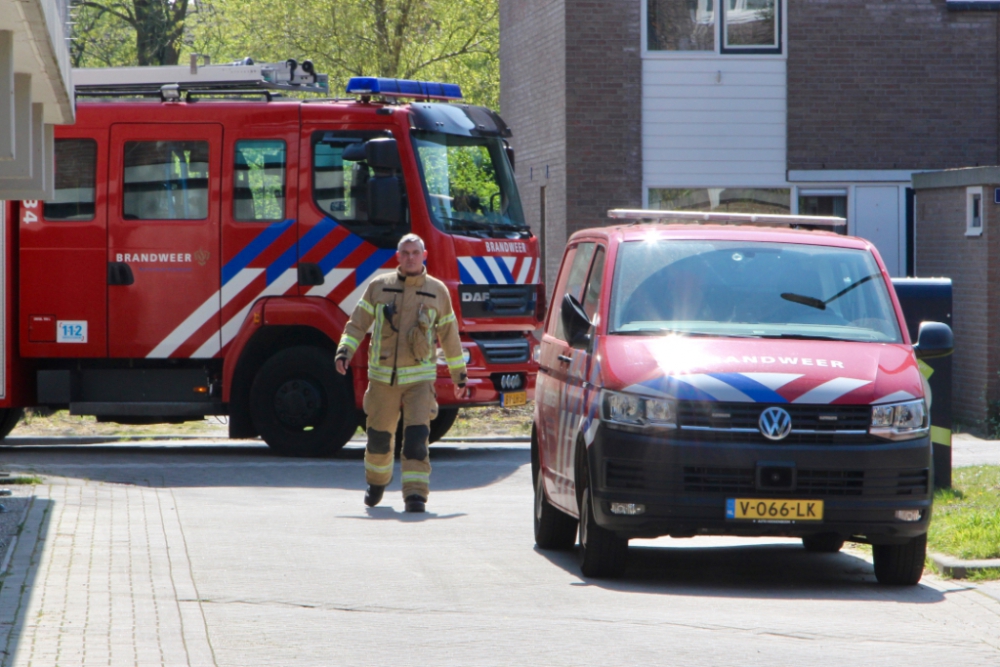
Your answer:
[726,499,823,522]
[501,391,527,407]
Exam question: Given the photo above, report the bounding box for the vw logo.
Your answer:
[759,407,793,441]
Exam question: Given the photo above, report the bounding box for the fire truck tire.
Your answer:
[250,346,357,457]
[872,533,927,586]
[534,468,578,550]
[0,408,23,440]
[577,449,628,578]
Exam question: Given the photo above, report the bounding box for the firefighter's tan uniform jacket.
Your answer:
[336,268,467,387]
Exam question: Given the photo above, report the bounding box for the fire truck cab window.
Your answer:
[44,139,97,221]
[233,140,286,222]
[123,141,209,220]
[312,130,409,248]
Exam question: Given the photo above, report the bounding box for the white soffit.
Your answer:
[0,0,73,125]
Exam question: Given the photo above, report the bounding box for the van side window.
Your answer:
[312,130,409,248]
[233,140,286,222]
[582,246,606,322]
[44,139,97,221]
[553,242,595,341]
[123,141,209,220]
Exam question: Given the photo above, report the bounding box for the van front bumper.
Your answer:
[587,424,933,544]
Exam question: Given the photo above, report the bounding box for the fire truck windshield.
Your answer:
[411,131,529,238]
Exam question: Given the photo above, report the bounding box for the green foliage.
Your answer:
[71,0,196,66]
[185,0,499,107]
[929,466,1000,561]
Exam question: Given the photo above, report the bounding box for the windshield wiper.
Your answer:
[441,216,530,238]
[612,328,753,338]
[781,273,882,311]
[756,333,851,341]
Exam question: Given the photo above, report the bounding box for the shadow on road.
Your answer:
[534,543,948,603]
[0,497,52,665]
[0,443,529,492]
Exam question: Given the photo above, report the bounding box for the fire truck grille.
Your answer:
[472,334,530,365]
[677,402,875,444]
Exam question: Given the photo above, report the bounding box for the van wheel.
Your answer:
[873,533,927,586]
[801,534,845,553]
[0,408,22,440]
[535,471,578,550]
[577,453,628,578]
[250,346,357,457]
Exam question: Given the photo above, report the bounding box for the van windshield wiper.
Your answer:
[613,328,753,338]
[755,333,849,341]
[781,273,881,310]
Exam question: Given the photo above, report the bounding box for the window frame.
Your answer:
[121,139,211,221]
[966,186,984,237]
[643,0,785,58]
[43,138,98,222]
[232,139,287,223]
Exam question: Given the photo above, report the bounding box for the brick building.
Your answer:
[500,0,1000,285]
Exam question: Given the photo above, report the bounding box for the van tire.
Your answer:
[873,533,926,586]
[0,408,22,440]
[534,471,578,550]
[250,346,357,457]
[577,451,628,578]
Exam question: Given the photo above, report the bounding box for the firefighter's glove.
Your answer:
[407,304,434,363]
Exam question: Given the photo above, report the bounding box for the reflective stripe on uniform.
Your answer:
[445,355,465,370]
[340,334,360,352]
[402,471,430,483]
[369,303,385,368]
[358,299,375,316]
[365,460,394,475]
[368,365,394,384]
[438,312,456,326]
[396,364,437,384]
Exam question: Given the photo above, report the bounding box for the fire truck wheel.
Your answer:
[429,408,459,443]
[577,449,628,578]
[0,408,23,440]
[250,346,357,457]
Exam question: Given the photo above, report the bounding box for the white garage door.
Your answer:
[854,186,901,276]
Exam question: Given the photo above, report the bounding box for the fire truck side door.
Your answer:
[107,124,223,358]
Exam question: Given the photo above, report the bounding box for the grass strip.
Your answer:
[929,466,1000,561]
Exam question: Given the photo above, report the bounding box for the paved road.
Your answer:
[0,439,998,667]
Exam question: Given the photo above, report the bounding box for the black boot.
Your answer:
[364,484,386,507]
[404,495,426,513]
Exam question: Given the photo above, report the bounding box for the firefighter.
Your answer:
[335,233,468,513]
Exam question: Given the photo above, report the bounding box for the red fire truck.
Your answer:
[0,59,541,456]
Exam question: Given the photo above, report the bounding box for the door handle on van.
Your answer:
[297,262,325,286]
[107,262,134,286]
[557,354,572,364]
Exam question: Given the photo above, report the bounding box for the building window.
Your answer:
[799,189,847,235]
[649,187,790,214]
[647,0,781,54]
[966,186,983,237]
[233,140,286,222]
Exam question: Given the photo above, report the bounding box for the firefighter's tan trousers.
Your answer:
[362,379,438,500]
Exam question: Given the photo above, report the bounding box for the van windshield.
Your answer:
[609,239,903,343]
[411,131,529,238]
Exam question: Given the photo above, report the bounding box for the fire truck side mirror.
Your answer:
[365,138,402,172]
[504,141,515,172]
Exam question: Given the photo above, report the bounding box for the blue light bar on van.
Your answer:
[345,77,463,100]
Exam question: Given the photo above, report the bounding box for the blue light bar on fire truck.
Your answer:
[345,77,463,100]
[608,209,847,228]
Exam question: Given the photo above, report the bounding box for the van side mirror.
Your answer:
[560,293,592,349]
[365,138,402,171]
[914,321,953,359]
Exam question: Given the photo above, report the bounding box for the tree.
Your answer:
[72,0,195,66]
[188,0,499,107]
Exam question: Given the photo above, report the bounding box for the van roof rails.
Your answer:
[73,56,329,99]
[608,209,847,228]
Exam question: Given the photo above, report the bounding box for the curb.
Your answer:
[929,552,1000,578]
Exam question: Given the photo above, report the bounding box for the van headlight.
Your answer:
[870,399,928,441]
[601,390,676,429]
